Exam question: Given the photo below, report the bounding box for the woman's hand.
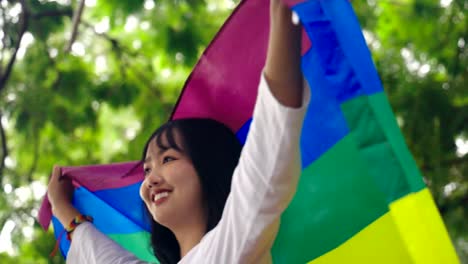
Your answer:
[264,0,303,108]
[47,165,74,208]
[47,165,80,227]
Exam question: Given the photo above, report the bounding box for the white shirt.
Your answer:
[68,73,310,264]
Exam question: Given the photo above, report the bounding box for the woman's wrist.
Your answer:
[270,1,291,20]
[265,0,303,108]
[51,201,81,228]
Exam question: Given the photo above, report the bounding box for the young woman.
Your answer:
[47,0,310,263]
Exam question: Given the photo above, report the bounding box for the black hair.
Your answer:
[141,118,242,264]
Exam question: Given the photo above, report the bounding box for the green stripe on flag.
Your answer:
[341,93,425,203]
[273,135,388,263]
[109,231,159,263]
[367,93,426,192]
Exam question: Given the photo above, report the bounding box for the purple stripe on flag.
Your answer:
[171,0,269,132]
[38,161,143,229]
[62,161,143,191]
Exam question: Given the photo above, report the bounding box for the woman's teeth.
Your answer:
[154,192,169,202]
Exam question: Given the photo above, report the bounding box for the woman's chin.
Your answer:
[152,210,172,226]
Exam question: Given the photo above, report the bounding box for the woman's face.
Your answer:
[140,130,206,229]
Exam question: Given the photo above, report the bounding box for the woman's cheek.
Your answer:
[139,182,147,202]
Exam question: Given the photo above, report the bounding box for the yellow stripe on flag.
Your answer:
[307,211,412,263]
[307,188,459,264]
[389,188,459,263]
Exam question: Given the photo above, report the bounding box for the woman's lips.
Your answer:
[153,191,170,206]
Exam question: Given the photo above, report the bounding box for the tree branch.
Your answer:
[82,20,173,112]
[65,0,86,52]
[0,112,8,185]
[81,20,135,55]
[0,7,8,73]
[0,0,29,93]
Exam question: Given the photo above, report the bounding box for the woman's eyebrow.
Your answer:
[158,147,182,156]
[157,148,169,155]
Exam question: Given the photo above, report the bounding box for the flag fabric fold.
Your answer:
[39,0,459,263]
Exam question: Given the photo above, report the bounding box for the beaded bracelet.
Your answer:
[65,214,93,241]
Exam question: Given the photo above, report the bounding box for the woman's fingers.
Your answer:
[48,165,73,206]
[47,165,81,226]
[51,165,61,181]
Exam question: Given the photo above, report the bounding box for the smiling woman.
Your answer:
[46,0,309,263]
[140,118,242,262]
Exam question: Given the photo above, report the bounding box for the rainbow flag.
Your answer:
[39,0,459,263]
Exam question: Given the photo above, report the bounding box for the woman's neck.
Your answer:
[173,222,206,257]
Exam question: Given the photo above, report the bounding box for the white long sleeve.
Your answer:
[67,222,149,264]
[180,73,310,263]
[67,72,310,264]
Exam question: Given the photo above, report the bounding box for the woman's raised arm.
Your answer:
[264,0,303,108]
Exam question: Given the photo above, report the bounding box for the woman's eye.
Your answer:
[162,156,175,164]
[144,167,151,176]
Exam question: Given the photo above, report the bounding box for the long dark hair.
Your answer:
[141,118,242,264]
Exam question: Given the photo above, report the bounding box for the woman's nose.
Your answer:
[146,171,163,188]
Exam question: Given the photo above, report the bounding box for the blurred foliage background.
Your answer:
[0,0,466,262]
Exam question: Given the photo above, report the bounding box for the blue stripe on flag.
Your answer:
[320,0,384,96]
[73,187,147,234]
[93,182,151,232]
[236,118,252,145]
[54,184,151,257]
[52,216,70,257]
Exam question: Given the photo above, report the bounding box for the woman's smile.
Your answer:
[152,190,171,206]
